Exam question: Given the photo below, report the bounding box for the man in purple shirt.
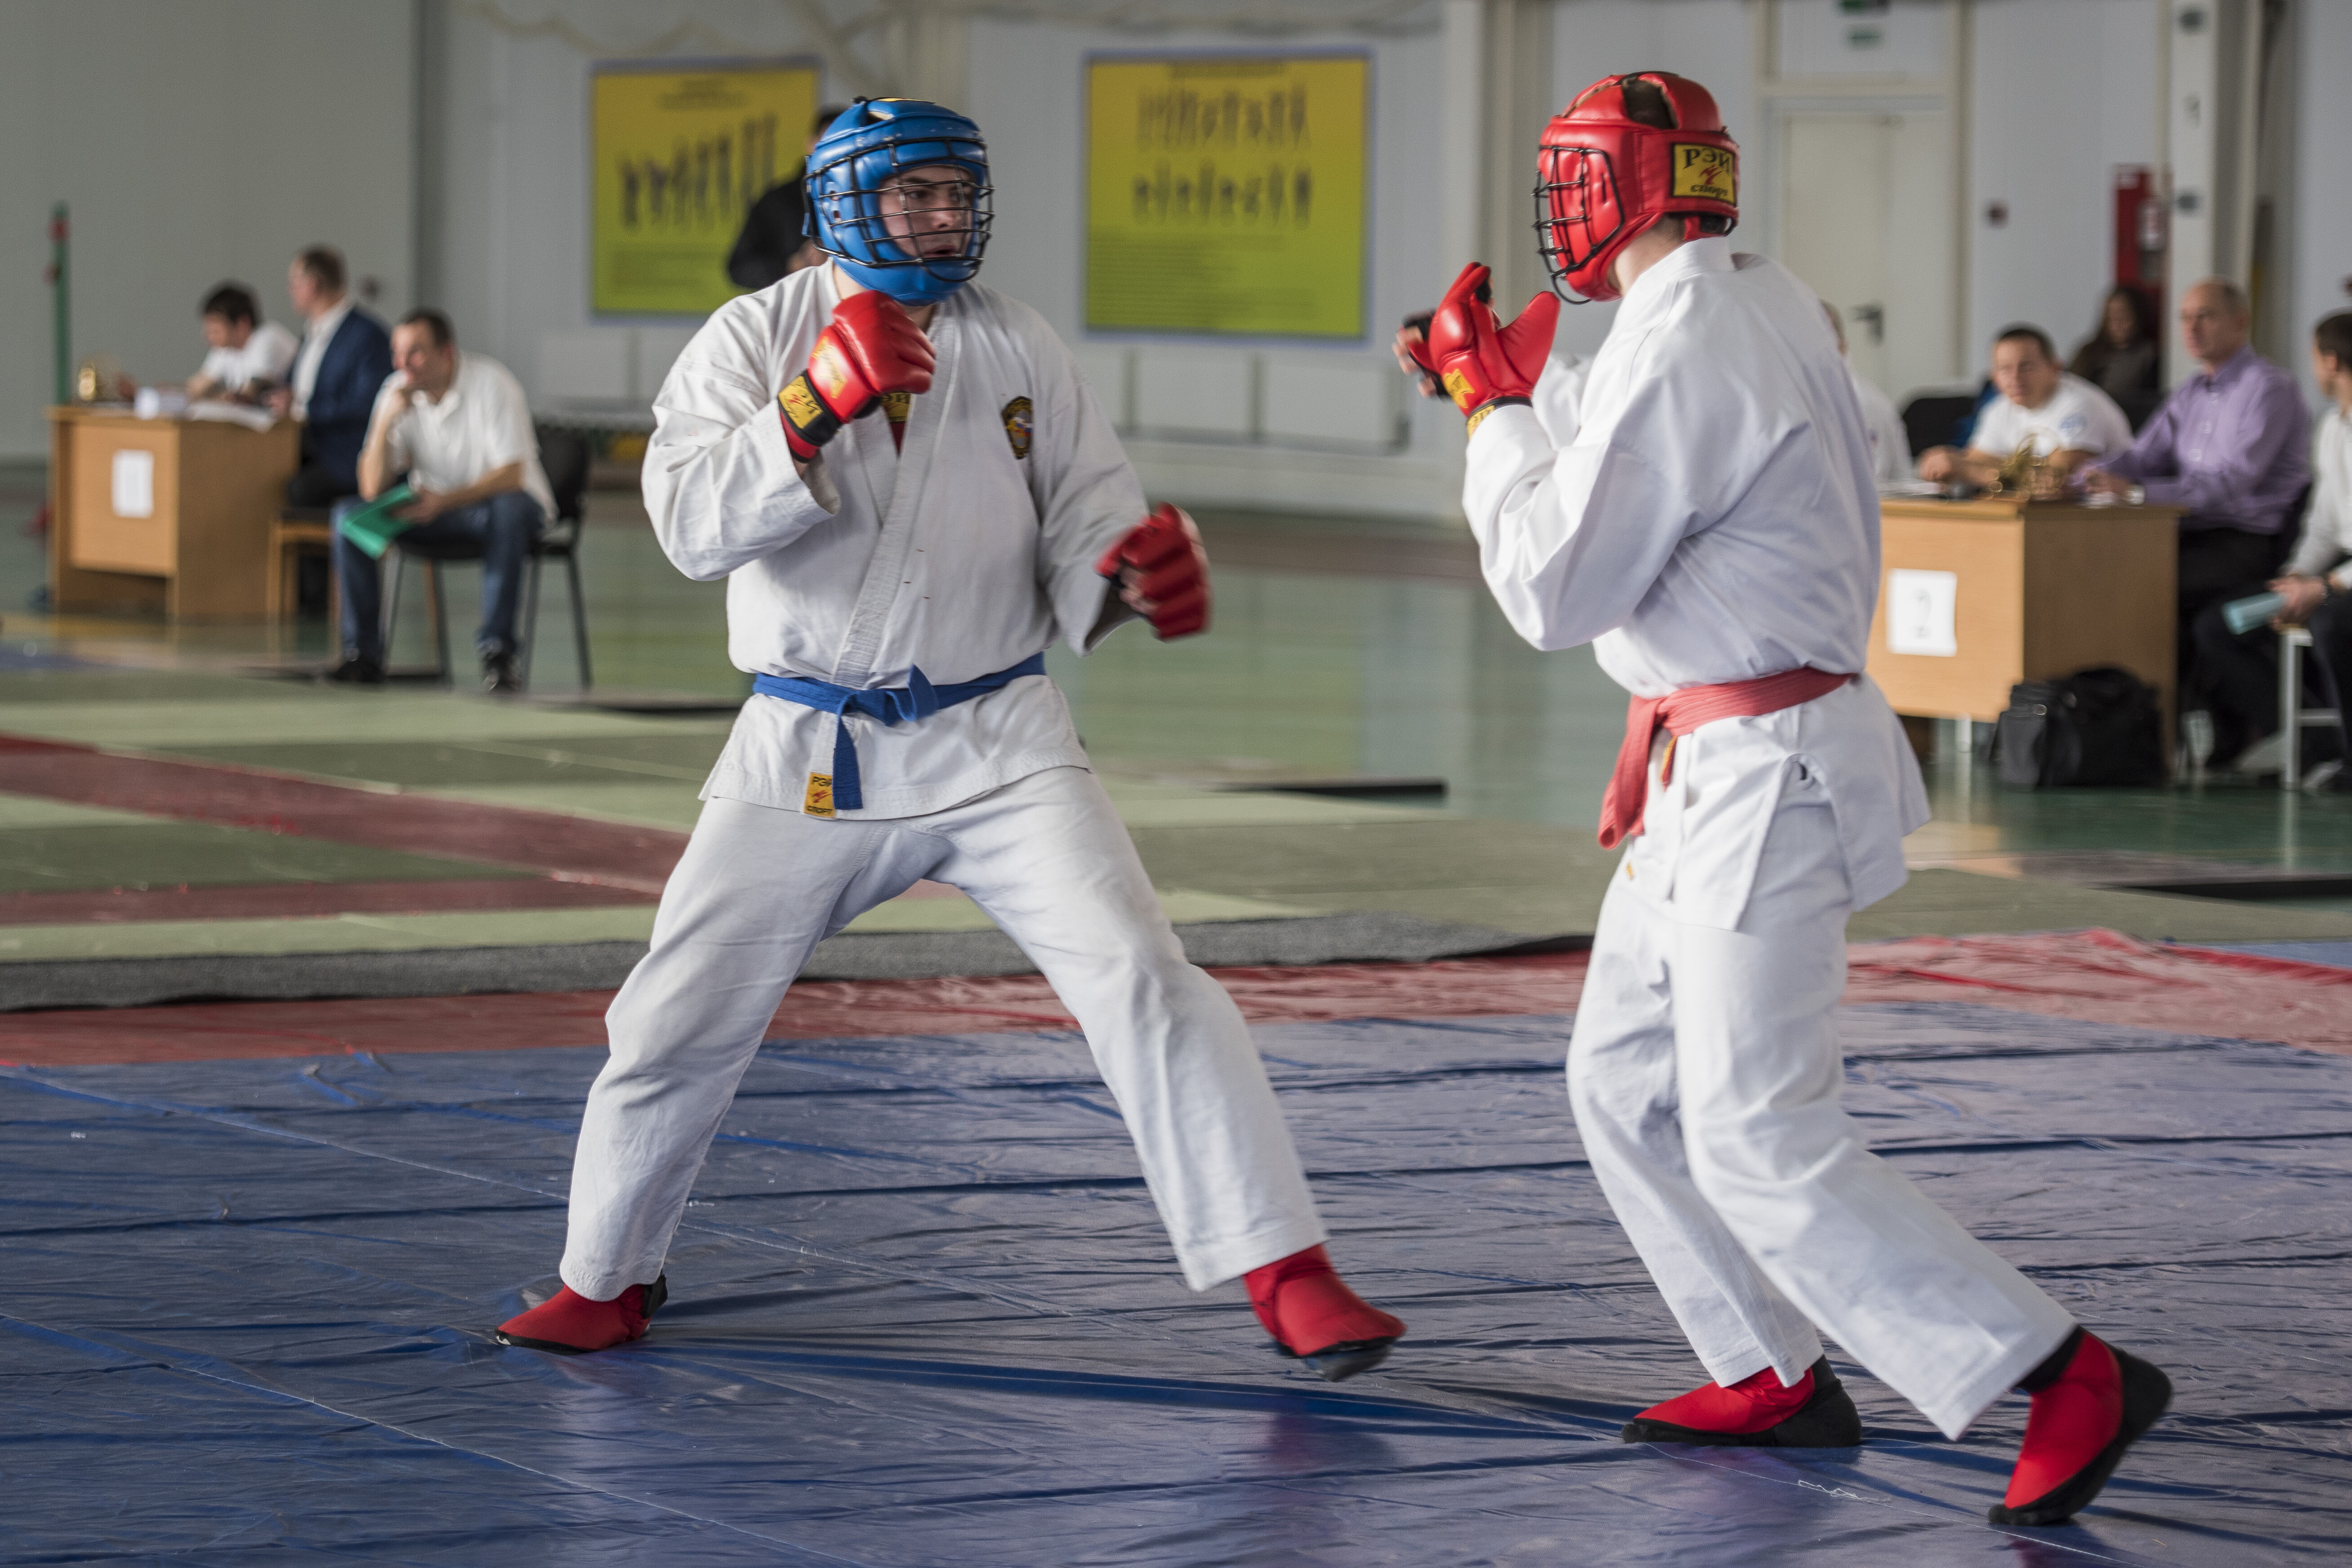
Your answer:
[2084,278,2310,718]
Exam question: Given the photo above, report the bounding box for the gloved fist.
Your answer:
[1096,503,1210,640]
[1395,311,1443,399]
[1425,262,1559,431]
[780,291,936,461]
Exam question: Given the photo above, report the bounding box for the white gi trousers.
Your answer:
[560,765,1326,1300]
[1569,755,2075,1440]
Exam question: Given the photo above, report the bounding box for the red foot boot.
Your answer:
[494,1276,668,1354]
[1621,1357,1862,1447]
[1990,1328,2172,1526]
[1245,1245,1405,1382]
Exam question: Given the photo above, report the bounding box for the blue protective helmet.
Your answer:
[806,98,992,304]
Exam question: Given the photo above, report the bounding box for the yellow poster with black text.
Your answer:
[591,63,818,316]
[1086,55,1367,339]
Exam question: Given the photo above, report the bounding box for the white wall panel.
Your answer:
[1261,358,1402,448]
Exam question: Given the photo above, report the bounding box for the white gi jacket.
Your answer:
[1463,239,1929,927]
[644,267,1141,818]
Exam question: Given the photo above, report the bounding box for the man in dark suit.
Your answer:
[723,105,845,290]
[268,245,393,507]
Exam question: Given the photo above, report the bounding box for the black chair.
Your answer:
[381,427,594,691]
[1899,393,1984,460]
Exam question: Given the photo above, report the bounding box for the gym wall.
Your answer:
[0,0,414,461]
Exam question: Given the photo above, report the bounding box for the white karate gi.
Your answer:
[559,266,1326,1300]
[1463,238,2072,1440]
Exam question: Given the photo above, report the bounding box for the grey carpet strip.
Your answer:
[0,913,1583,1012]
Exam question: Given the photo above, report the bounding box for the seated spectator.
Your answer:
[725,104,848,291]
[325,309,552,694]
[185,283,297,403]
[2070,285,2164,431]
[2083,277,2311,701]
[1822,300,1911,487]
[2188,310,2352,785]
[268,245,393,507]
[1916,325,2132,490]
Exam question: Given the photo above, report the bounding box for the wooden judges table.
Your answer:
[47,405,299,620]
[1868,494,2183,748]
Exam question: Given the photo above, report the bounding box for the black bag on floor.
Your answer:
[1994,667,2165,787]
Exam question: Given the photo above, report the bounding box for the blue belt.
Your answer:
[752,652,1047,813]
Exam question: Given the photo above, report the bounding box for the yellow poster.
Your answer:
[1085,54,1368,339]
[591,62,819,316]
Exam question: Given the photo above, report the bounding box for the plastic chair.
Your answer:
[380,427,594,690]
[2277,625,2343,789]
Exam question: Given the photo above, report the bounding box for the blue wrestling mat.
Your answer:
[5,1004,2349,1565]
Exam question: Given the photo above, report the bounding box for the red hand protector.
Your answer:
[1425,262,1560,431]
[1095,503,1211,639]
[1395,310,1443,399]
[779,291,936,460]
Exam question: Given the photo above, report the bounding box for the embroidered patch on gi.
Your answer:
[1002,396,1034,459]
[1669,143,1737,204]
[803,773,836,818]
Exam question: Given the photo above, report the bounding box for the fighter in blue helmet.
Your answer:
[803,98,992,304]
[495,99,1408,1384]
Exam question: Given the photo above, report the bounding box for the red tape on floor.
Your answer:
[0,734,686,891]
[0,878,656,926]
[2,929,2346,1068]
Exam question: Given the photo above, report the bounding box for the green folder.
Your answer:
[337,483,419,560]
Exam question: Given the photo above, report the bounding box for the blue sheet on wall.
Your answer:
[5,1002,2350,1565]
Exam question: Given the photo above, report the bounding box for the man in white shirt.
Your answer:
[490,101,1405,1379]
[2192,309,2352,786]
[185,283,297,402]
[325,308,551,692]
[1413,71,2169,1526]
[1823,300,1912,487]
[1917,325,2132,488]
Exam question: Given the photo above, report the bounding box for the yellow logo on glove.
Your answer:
[1441,368,1474,407]
[803,773,836,818]
[781,381,827,428]
[1670,144,1737,204]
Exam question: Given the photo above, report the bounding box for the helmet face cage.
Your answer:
[1533,144,1625,303]
[808,127,994,299]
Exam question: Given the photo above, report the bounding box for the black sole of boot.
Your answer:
[1274,1336,1399,1383]
[1621,1358,1864,1447]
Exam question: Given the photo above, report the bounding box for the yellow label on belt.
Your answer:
[1669,143,1736,205]
[803,773,836,817]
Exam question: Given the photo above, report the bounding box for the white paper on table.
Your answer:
[1887,567,1959,657]
[110,449,155,518]
[185,399,276,432]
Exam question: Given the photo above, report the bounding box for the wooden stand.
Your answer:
[46,406,299,621]
[1870,494,2182,747]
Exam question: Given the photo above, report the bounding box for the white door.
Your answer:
[1777,108,1957,406]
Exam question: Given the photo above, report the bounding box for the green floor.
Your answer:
[4,471,2351,969]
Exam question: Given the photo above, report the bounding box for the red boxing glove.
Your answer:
[1425,262,1559,433]
[1096,503,1210,640]
[779,291,936,461]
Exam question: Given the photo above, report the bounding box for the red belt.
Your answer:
[1596,667,1856,849]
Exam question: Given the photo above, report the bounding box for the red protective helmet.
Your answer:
[1535,72,1739,304]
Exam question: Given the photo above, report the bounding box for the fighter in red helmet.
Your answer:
[1407,72,2170,1526]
